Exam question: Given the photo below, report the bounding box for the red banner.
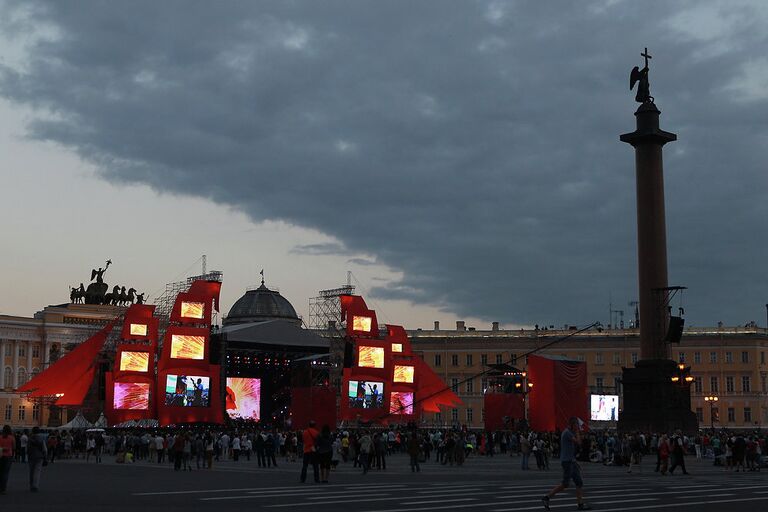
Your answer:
[528,354,588,431]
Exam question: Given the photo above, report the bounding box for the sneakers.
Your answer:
[542,496,551,510]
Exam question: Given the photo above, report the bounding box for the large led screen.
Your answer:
[358,346,384,368]
[590,394,619,421]
[180,301,205,319]
[389,391,414,415]
[113,382,150,410]
[119,351,150,372]
[170,334,205,360]
[393,365,414,383]
[347,380,384,409]
[392,343,403,353]
[352,315,372,332]
[165,374,210,407]
[225,377,261,420]
[129,323,148,336]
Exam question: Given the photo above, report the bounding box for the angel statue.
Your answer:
[630,48,653,104]
[91,259,112,284]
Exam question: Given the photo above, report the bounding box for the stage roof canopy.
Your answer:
[221,319,328,351]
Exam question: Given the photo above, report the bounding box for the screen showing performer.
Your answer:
[590,394,619,421]
[347,380,384,408]
[113,382,150,410]
[358,346,384,368]
[119,351,150,372]
[225,377,261,420]
[180,301,205,319]
[389,391,414,415]
[393,365,414,383]
[170,334,205,360]
[165,374,210,407]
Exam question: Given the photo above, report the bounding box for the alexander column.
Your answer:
[617,49,697,434]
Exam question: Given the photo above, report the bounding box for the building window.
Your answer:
[434,354,442,367]
[696,408,704,423]
[466,354,473,366]
[32,345,40,358]
[4,345,11,357]
[576,354,585,362]
[451,408,458,422]
[466,408,473,423]
[451,378,459,393]
[595,377,604,388]
[17,367,26,386]
[481,354,488,366]
[744,407,752,423]
[614,377,621,393]
[3,368,12,389]
[726,376,735,393]
[465,379,474,394]
[496,354,503,365]
[694,377,702,393]
[481,378,488,391]
[18,405,25,421]
[631,353,638,364]
[710,352,717,364]
[32,403,40,421]
[727,407,735,423]
[451,354,459,367]
[710,376,719,393]
[725,351,733,364]
[762,352,766,365]
[18,345,25,357]
[742,351,749,364]
[678,352,685,363]
[613,353,621,365]
[742,376,751,392]
[694,352,701,364]
[4,404,10,421]
[595,353,603,365]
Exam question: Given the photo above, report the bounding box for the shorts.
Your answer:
[561,461,583,488]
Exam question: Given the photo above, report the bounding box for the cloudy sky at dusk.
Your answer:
[1,0,767,330]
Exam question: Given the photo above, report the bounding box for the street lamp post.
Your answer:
[704,395,719,431]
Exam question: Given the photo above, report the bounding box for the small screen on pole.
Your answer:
[590,394,619,421]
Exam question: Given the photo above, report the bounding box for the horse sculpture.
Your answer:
[103,285,121,306]
[70,283,86,304]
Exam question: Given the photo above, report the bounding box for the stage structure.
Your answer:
[527,354,589,432]
[338,295,462,425]
[482,363,527,431]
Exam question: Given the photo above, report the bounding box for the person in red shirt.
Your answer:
[300,420,320,483]
[0,425,15,494]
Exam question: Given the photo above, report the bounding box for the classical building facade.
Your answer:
[408,321,768,430]
[0,303,119,428]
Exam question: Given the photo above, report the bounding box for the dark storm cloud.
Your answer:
[2,1,768,326]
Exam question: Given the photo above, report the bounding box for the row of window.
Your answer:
[692,375,757,393]
[3,403,41,422]
[434,353,519,367]
[2,344,42,358]
[434,407,481,424]
[679,350,759,365]
[2,367,39,389]
[695,406,753,424]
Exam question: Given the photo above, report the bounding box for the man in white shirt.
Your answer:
[20,431,29,462]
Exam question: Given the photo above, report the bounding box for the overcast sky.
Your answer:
[1,0,767,330]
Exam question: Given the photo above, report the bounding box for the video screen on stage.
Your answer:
[165,374,210,407]
[348,380,384,408]
[393,365,414,383]
[129,323,148,336]
[590,394,619,421]
[392,343,403,353]
[180,301,205,319]
[389,391,414,415]
[170,334,205,360]
[358,346,384,368]
[225,377,261,421]
[113,382,150,410]
[352,315,372,332]
[119,351,150,372]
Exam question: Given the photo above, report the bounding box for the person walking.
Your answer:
[0,425,15,494]
[300,421,320,483]
[359,430,373,474]
[407,431,421,473]
[669,432,690,475]
[27,427,47,492]
[316,425,333,483]
[658,434,671,475]
[542,417,591,511]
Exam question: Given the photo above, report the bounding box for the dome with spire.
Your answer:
[224,282,300,326]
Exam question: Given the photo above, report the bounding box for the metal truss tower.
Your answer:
[308,282,355,392]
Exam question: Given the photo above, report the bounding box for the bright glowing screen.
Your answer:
[352,315,372,332]
[358,346,384,368]
[590,394,619,421]
[170,334,205,360]
[113,382,150,410]
[392,343,403,353]
[393,365,414,383]
[165,374,210,407]
[348,380,384,408]
[119,351,149,372]
[129,323,148,336]
[389,391,414,415]
[226,377,261,421]
[180,301,205,319]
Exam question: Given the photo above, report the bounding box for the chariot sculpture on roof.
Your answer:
[69,259,145,306]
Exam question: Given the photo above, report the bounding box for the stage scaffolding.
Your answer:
[154,270,223,325]
[308,284,354,393]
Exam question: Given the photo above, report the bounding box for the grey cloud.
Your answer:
[290,243,346,256]
[347,258,377,267]
[2,0,768,327]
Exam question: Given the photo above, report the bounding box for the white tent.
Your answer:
[93,413,108,428]
[59,411,93,430]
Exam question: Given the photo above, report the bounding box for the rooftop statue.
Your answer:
[630,48,653,104]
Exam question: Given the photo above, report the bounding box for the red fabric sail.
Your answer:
[415,358,462,413]
[527,354,588,431]
[18,320,116,400]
